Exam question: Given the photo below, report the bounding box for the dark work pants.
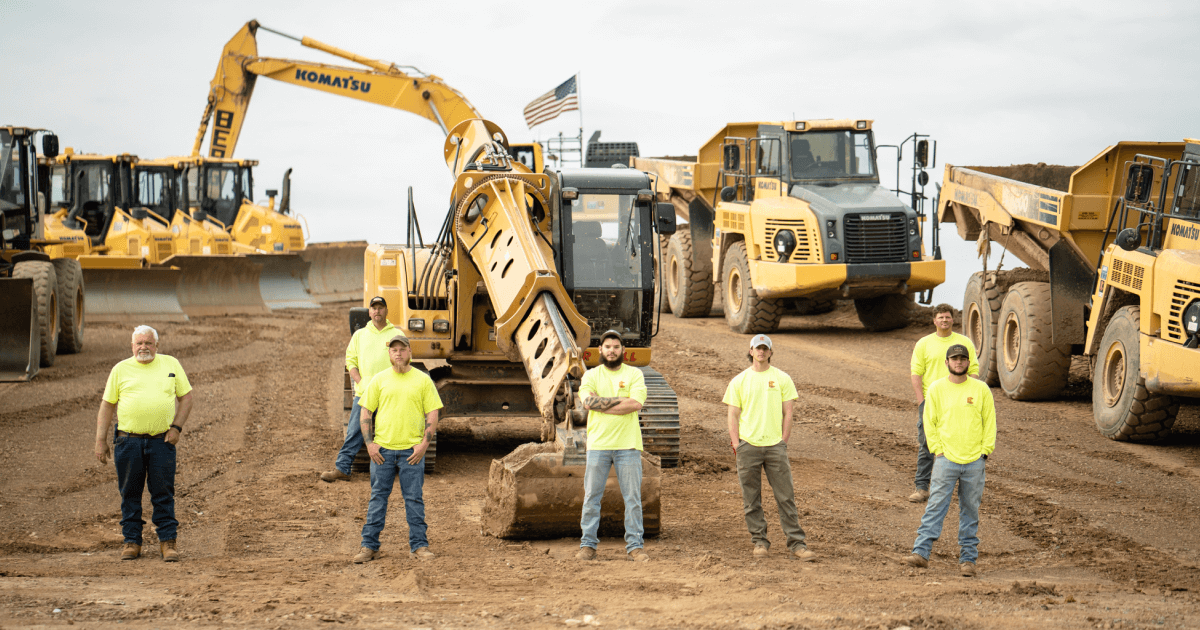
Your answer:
[915,401,934,491]
[114,432,177,544]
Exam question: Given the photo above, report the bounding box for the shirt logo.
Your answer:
[966,396,974,405]
[618,381,626,388]
[768,381,776,388]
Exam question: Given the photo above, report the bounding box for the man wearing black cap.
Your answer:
[353,332,443,563]
[903,343,996,577]
[908,304,979,502]
[575,329,650,562]
[321,296,397,483]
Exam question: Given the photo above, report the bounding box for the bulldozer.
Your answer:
[358,117,680,538]
[1,126,85,380]
[634,119,945,333]
[939,139,1200,441]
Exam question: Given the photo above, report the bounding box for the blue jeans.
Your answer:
[360,446,427,552]
[579,449,644,553]
[915,402,933,491]
[113,432,177,544]
[912,456,986,563]
[334,397,365,476]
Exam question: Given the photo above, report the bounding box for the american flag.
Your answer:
[523,75,579,129]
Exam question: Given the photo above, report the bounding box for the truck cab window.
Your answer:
[790,130,876,180]
[570,193,643,289]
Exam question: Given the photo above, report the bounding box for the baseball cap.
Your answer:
[749,334,772,349]
[385,333,410,347]
[946,344,970,359]
[599,329,623,344]
[369,296,387,307]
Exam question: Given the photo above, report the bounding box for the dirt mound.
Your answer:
[967,164,1078,192]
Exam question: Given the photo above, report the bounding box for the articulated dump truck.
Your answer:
[634,119,944,334]
[359,119,680,538]
[1,126,84,380]
[939,139,1200,441]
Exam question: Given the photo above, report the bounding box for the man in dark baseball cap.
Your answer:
[369,296,387,308]
[946,344,970,359]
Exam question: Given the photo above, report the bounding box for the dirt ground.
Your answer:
[2,302,1198,629]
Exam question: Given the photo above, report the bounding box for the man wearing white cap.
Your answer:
[723,334,815,561]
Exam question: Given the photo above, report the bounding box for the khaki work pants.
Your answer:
[736,441,807,551]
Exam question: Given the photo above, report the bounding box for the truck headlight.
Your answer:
[408,318,426,332]
[773,229,796,261]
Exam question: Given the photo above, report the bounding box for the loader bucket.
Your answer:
[300,241,367,303]
[163,255,270,317]
[0,278,40,382]
[481,441,662,539]
[245,253,320,310]
[82,267,188,322]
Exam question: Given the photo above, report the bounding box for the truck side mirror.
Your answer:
[720,186,737,203]
[1124,164,1154,204]
[917,170,929,186]
[279,168,292,214]
[915,140,929,168]
[723,145,740,171]
[42,134,59,159]
[655,202,676,235]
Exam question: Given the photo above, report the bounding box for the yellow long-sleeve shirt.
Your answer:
[923,376,996,465]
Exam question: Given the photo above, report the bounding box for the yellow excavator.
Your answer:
[198,20,679,536]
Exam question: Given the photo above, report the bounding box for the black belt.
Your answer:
[117,431,165,439]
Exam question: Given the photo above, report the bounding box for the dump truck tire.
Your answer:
[963,272,1000,385]
[52,258,85,354]
[853,294,911,332]
[13,261,59,368]
[666,231,713,318]
[997,282,1070,400]
[722,241,781,334]
[1093,306,1178,441]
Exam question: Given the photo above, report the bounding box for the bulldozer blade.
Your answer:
[481,441,662,540]
[245,254,320,310]
[82,267,188,323]
[300,241,367,303]
[0,278,40,382]
[163,255,270,317]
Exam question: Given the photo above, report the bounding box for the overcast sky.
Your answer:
[7,0,1199,305]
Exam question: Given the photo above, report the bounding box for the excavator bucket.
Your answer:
[300,241,367,303]
[163,255,270,317]
[0,278,40,382]
[481,440,662,540]
[245,253,320,310]
[83,267,188,322]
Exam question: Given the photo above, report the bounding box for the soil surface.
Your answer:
[2,303,1198,629]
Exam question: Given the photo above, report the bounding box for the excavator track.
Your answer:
[638,367,680,468]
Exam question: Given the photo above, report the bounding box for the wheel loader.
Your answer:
[354,118,680,539]
[1,126,85,380]
[939,139,1200,441]
[633,119,945,334]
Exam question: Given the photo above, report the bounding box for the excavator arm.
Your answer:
[193,20,481,158]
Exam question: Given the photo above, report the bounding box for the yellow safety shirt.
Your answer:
[923,377,996,465]
[102,354,192,435]
[346,320,397,397]
[360,367,443,451]
[580,363,647,451]
[723,366,798,447]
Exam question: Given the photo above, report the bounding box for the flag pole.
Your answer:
[576,72,583,166]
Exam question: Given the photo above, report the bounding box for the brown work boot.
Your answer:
[353,547,376,563]
[575,547,596,561]
[160,540,179,562]
[411,547,435,560]
[792,547,816,562]
[120,543,140,561]
[907,489,930,503]
[628,548,650,562]
[752,544,770,558]
[960,562,977,577]
[902,553,928,568]
[320,469,351,483]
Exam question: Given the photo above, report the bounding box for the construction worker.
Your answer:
[94,325,194,562]
[321,296,396,483]
[724,334,816,561]
[903,344,996,577]
[353,333,443,563]
[908,304,978,502]
[575,330,650,562]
